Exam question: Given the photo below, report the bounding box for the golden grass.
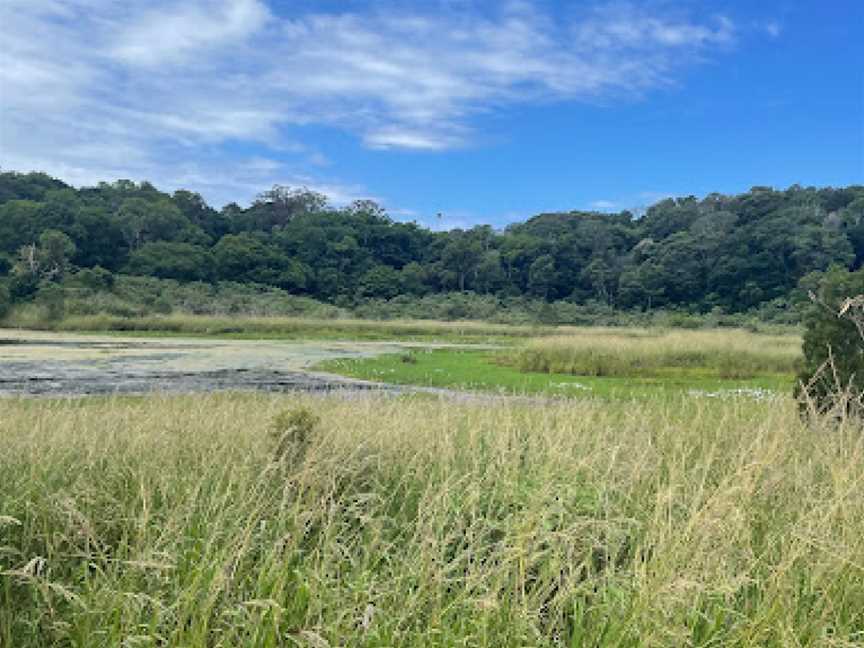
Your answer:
[2,392,862,646]
[511,328,802,378]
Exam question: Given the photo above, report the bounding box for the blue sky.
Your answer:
[1,0,862,229]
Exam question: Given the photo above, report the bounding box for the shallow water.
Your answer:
[0,330,424,397]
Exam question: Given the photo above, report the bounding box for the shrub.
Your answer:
[796,267,864,418]
[72,266,115,291]
[35,283,66,321]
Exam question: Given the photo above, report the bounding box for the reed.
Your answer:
[510,328,801,379]
[1,311,550,342]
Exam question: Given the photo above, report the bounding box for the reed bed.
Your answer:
[2,392,861,646]
[511,328,802,379]
[4,312,549,341]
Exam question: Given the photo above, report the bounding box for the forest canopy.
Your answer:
[0,170,862,321]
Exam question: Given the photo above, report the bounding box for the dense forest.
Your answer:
[0,170,862,323]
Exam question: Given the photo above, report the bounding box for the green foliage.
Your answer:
[8,268,39,301]
[35,282,66,321]
[0,280,10,318]
[358,264,402,299]
[125,241,212,281]
[320,345,793,400]
[1,171,862,321]
[71,266,114,291]
[796,267,864,415]
[37,229,76,278]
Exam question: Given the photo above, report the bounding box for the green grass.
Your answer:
[318,348,792,399]
[2,393,863,647]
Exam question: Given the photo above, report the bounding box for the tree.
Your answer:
[399,262,429,296]
[68,206,127,270]
[9,230,76,291]
[0,200,42,255]
[441,234,482,292]
[211,234,299,289]
[580,257,617,304]
[358,265,402,299]
[116,197,196,249]
[528,254,556,299]
[244,186,328,232]
[125,242,212,281]
[37,229,76,279]
[619,261,666,310]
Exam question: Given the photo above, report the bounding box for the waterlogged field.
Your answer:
[2,393,863,647]
[0,329,492,397]
[320,328,801,400]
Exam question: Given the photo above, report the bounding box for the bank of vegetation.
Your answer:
[1,171,861,328]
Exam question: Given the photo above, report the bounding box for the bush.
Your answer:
[35,283,67,321]
[72,266,115,291]
[0,280,10,319]
[796,267,864,418]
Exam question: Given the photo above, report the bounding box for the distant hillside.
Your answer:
[1,171,862,318]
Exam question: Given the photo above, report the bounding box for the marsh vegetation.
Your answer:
[2,393,863,647]
[321,327,800,399]
[511,328,801,379]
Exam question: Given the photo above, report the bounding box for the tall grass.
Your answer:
[1,311,551,341]
[2,392,862,646]
[510,328,802,379]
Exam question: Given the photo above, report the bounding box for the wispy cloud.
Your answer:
[589,200,619,211]
[588,191,675,214]
[0,0,757,207]
[764,21,782,39]
[110,0,271,67]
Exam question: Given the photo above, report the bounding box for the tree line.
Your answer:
[1,170,862,316]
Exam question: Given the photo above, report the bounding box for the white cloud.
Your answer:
[111,0,271,67]
[0,0,756,207]
[588,191,675,214]
[590,200,619,211]
[364,128,464,151]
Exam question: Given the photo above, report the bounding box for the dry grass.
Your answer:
[511,328,802,379]
[2,392,862,647]
[1,311,551,341]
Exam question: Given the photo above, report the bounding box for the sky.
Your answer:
[1,0,862,229]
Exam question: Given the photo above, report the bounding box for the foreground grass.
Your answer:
[3,393,862,646]
[319,348,792,399]
[511,328,802,379]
